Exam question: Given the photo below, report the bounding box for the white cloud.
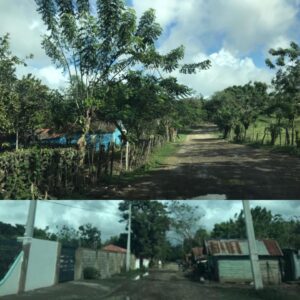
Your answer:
[173,48,273,97]
[132,0,299,96]
[38,66,68,88]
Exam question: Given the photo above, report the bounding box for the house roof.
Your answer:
[205,239,283,257]
[35,128,65,140]
[102,244,127,254]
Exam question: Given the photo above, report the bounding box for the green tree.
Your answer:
[78,223,101,249]
[119,200,170,263]
[55,224,79,247]
[167,200,206,253]
[34,0,210,156]
[266,42,300,146]
[0,34,27,144]
[211,206,300,248]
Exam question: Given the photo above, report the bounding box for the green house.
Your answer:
[205,239,283,285]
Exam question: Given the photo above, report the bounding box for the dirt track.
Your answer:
[92,125,300,200]
[4,265,298,300]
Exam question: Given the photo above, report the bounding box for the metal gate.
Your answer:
[59,246,76,282]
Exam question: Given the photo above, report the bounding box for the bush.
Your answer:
[83,267,99,279]
[0,148,82,199]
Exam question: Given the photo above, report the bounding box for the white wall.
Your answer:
[0,252,23,297]
[25,239,59,291]
[134,258,150,269]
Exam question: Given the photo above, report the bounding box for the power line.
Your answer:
[39,200,121,216]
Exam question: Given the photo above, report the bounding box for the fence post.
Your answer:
[125,142,129,171]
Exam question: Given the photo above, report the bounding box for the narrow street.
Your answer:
[93,125,300,200]
[3,264,298,300]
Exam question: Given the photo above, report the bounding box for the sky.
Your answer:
[1,0,300,97]
[1,200,299,242]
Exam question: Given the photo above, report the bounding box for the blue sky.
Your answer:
[0,0,300,97]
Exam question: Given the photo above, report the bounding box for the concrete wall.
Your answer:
[25,239,59,291]
[293,252,300,280]
[75,248,136,279]
[0,252,23,297]
[218,259,281,284]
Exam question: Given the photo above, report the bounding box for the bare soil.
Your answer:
[4,265,299,300]
[90,125,300,199]
[107,264,300,300]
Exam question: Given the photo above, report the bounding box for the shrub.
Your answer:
[83,267,99,279]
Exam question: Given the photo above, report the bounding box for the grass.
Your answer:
[114,134,187,184]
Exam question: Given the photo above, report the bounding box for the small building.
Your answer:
[205,239,283,285]
[35,123,122,150]
[282,248,300,281]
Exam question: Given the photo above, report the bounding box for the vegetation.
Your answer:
[0,0,208,199]
[204,41,300,151]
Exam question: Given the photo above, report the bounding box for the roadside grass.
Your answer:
[114,134,187,184]
[226,116,300,157]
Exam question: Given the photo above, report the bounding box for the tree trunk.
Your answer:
[295,130,300,148]
[291,119,295,146]
[78,108,92,166]
[110,143,114,176]
[16,130,19,151]
[285,127,290,145]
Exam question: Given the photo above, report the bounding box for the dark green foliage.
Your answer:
[78,223,101,249]
[205,82,268,140]
[0,148,81,199]
[119,200,170,260]
[83,267,99,279]
[211,206,300,249]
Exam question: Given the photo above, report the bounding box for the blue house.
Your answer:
[36,127,122,151]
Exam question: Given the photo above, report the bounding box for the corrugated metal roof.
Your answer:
[102,244,127,254]
[205,239,282,256]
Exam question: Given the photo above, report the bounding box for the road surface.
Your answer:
[3,264,298,300]
[90,125,300,199]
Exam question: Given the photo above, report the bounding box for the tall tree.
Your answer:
[266,41,300,146]
[78,223,101,248]
[119,200,170,263]
[34,0,210,157]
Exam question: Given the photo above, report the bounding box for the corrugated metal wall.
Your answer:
[218,259,281,284]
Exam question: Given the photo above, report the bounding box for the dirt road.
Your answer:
[106,264,299,300]
[93,125,300,199]
[4,265,298,300]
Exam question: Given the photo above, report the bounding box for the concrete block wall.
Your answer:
[75,248,136,279]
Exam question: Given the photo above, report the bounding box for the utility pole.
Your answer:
[19,200,38,293]
[126,201,132,272]
[242,200,263,290]
[24,200,38,242]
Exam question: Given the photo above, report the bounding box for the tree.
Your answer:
[78,223,101,248]
[211,206,300,249]
[34,0,210,157]
[7,74,50,148]
[167,200,206,253]
[205,82,268,141]
[55,224,79,247]
[0,34,52,149]
[119,200,170,264]
[0,33,27,145]
[266,41,300,146]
